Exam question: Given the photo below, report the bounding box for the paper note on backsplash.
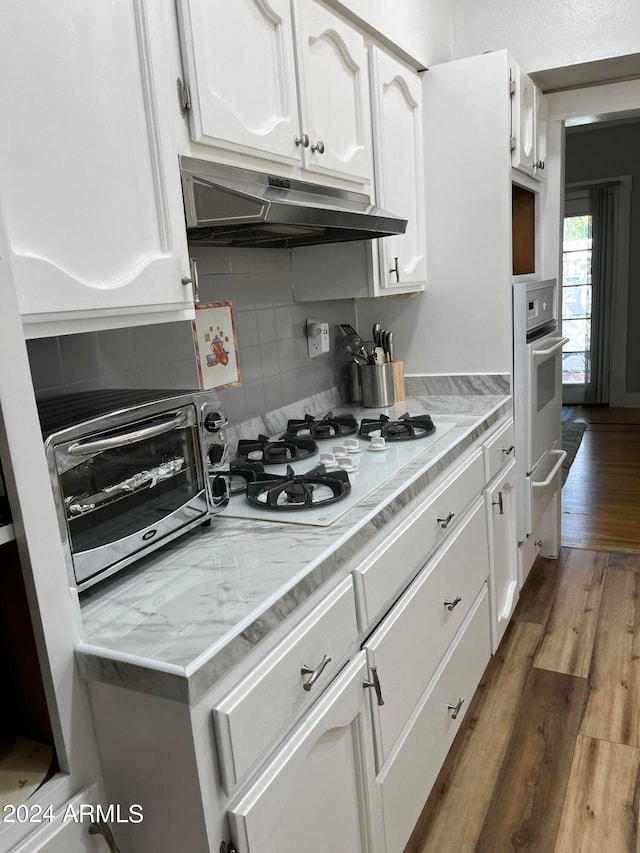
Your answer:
[192,301,241,391]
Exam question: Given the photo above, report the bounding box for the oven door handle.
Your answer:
[68,412,188,456]
[531,336,569,359]
[532,450,567,488]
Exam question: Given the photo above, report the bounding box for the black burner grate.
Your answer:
[246,464,351,510]
[281,412,359,441]
[358,413,435,441]
[236,435,317,465]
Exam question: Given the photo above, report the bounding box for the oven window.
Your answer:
[59,424,203,553]
[537,356,557,413]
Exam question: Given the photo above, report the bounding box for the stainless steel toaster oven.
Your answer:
[37,389,229,590]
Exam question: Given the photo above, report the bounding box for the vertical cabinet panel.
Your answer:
[511,64,536,176]
[176,0,301,164]
[370,47,426,292]
[294,0,372,182]
[228,653,383,853]
[485,459,519,651]
[0,0,192,329]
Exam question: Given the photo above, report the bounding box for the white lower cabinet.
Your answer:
[363,499,489,764]
[376,589,491,853]
[11,786,116,853]
[485,458,519,651]
[227,653,384,853]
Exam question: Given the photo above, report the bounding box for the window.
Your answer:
[562,214,592,385]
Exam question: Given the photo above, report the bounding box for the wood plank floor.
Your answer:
[406,406,640,853]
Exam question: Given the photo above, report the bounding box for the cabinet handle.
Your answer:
[189,257,200,304]
[220,842,238,853]
[502,444,515,456]
[89,821,120,852]
[311,140,325,154]
[389,256,400,282]
[301,654,331,691]
[295,133,309,148]
[492,491,504,515]
[363,666,385,706]
[444,596,462,612]
[437,511,455,529]
[447,697,465,720]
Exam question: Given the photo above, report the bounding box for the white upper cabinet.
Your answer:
[292,1,372,183]
[369,46,426,294]
[176,0,372,185]
[0,0,194,337]
[176,0,302,166]
[511,62,545,181]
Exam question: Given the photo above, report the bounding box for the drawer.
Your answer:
[483,418,515,483]
[213,577,358,793]
[353,448,484,628]
[378,587,491,853]
[365,498,488,764]
[528,447,564,531]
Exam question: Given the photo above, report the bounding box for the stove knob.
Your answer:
[208,444,225,465]
[204,412,227,433]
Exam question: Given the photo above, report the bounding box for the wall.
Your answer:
[26,247,356,426]
[449,0,640,73]
[329,0,453,67]
[565,120,640,395]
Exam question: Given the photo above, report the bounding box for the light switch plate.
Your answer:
[306,319,330,358]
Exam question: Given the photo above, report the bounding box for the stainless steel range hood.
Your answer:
[180,157,407,248]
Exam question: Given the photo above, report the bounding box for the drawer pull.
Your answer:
[88,821,120,852]
[502,444,515,456]
[437,512,455,529]
[447,697,465,720]
[301,654,332,691]
[444,596,462,612]
[363,666,385,706]
[492,491,504,515]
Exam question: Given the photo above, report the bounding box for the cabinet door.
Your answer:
[485,459,518,652]
[176,0,301,165]
[534,86,547,181]
[293,0,372,183]
[228,653,384,853]
[0,1,192,335]
[511,64,536,176]
[370,47,426,293]
[10,786,117,853]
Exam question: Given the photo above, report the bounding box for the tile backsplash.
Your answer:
[26,246,358,426]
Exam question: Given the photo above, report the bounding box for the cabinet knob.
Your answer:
[444,596,462,612]
[447,697,465,720]
[301,654,331,691]
[536,159,545,170]
[492,491,504,515]
[89,821,120,853]
[311,140,325,154]
[363,666,385,706]
[295,133,309,148]
[502,445,515,456]
[437,511,455,529]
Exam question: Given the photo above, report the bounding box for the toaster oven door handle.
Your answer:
[67,412,188,456]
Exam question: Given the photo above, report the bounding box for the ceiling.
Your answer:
[531,52,640,93]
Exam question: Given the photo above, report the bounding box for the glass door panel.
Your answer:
[562,212,592,402]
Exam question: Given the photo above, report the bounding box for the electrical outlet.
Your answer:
[306,319,330,358]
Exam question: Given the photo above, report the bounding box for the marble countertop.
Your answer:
[76,391,511,704]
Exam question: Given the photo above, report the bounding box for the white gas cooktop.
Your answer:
[222,421,456,526]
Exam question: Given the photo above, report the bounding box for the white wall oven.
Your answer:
[513,280,568,543]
